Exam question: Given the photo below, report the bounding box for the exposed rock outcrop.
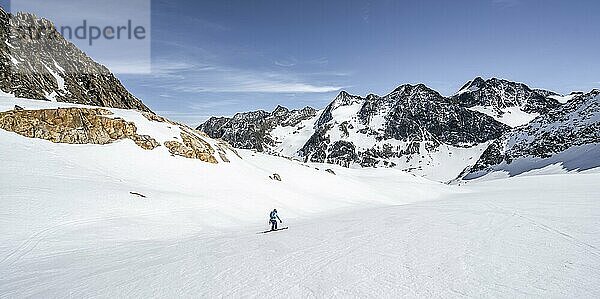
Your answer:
[164,129,218,164]
[142,112,178,125]
[0,107,159,149]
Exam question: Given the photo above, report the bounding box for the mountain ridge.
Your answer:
[195,77,594,182]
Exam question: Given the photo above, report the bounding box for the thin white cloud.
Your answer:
[274,57,298,67]
[274,60,297,67]
[188,99,240,110]
[150,61,200,76]
[361,1,370,23]
[492,0,521,7]
[152,61,342,94]
[309,57,329,65]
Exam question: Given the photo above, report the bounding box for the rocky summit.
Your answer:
[0,7,151,112]
[450,77,561,119]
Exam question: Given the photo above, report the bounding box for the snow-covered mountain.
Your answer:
[463,89,600,180]
[450,77,561,127]
[197,78,599,182]
[0,7,150,111]
[198,105,317,152]
[297,84,509,181]
[199,83,510,181]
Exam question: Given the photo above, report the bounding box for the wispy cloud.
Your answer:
[492,0,521,7]
[361,1,371,23]
[187,99,240,110]
[309,57,329,65]
[150,60,216,77]
[274,57,298,67]
[149,60,343,94]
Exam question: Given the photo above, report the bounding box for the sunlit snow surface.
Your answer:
[1,96,599,297]
[467,105,539,127]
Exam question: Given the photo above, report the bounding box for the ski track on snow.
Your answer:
[2,176,600,297]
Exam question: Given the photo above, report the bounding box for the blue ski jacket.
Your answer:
[270,210,281,221]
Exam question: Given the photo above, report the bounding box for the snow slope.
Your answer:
[1,171,599,297]
[0,96,448,240]
[269,113,320,157]
[467,105,539,127]
[549,93,578,104]
[1,96,599,297]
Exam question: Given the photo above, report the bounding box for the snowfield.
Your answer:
[1,96,600,297]
[467,105,539,127]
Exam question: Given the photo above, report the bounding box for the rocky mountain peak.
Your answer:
[331,90,363,108]
[0,6,151,112]
[388,83,443,101]
[457,77,486,93]
[272,105,290,116]
[451,77,561,121]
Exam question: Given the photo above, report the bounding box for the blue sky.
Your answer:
[5,0,600,125]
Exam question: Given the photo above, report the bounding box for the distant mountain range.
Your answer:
[198,78,599,182]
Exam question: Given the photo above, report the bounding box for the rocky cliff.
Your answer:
[0,7,151,112]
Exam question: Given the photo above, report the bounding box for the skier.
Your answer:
[269,209,282,231]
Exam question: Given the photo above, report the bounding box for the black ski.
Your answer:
[259,227,289,234]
